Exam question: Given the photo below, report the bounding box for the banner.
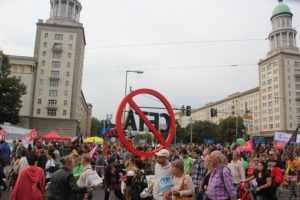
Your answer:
[274,132,300,144]
[237,139,253,152]
[27,128,38,141]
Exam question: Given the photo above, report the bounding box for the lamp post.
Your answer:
[125,70,144,97]
[190,117,193,145]
[123,70,144,124]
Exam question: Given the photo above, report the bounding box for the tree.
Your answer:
[90,117,101,136]
[0,51,26,124]
[217,116,245,144]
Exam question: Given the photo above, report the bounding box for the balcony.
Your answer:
[52,45,63,52]
[49,76,60,80]
[47,104,58,109]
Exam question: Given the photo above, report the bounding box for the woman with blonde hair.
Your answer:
[200,155,213,200]
[164,160,194,200]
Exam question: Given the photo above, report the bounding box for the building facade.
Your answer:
[176,2,300,138]
[8,0,92,136]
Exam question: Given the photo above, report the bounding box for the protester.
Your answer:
[206,150,237,200]
[152,149,172,200]
[164,160,194,200]
[192,149,206,200]
[169,148,181,162]
[19,149,28,172]
[11,153,45,200]
[77,154,94,200]
[181,149,194,175]
[228,151,245,195]
[201,155,213,200]
[47,155,94,200]
[104,157,124,200]
[45,152,56,183]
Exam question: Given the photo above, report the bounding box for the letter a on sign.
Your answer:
[115,88,176,157]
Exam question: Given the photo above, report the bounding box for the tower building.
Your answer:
[258,0,300,137]
[27,0,92,136]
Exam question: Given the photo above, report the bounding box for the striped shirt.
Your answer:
[206,165,236,200]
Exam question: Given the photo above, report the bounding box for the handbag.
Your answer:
[174,175,193,200]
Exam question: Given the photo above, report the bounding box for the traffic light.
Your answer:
[210,108,218,117]
[186,106,191,116]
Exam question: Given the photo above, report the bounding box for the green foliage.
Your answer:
[176,116,245,144]
[90,117,101,136]
[0,51,26,124]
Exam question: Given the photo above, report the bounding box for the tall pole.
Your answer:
[190,117,193,145]
[236,116,238,139]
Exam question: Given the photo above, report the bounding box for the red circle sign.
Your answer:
[116,88,175,157]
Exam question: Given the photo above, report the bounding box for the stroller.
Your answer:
[238,183,253,200]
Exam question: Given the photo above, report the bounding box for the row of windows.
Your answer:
[41,60,71,68]
[37,99,68,106]
[44,33,73,41]
[40,70,70,77]
[36,109,67,116]
[51,52,72,59]
[43,42,73,49]
[38,89,69,97]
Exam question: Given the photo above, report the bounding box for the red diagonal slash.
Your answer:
[128,98,167,146]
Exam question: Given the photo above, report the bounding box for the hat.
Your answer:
[155,149,170,158]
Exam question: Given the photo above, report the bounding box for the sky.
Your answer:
[1,0,300,121]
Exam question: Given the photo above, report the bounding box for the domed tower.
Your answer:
[258,0,300,137]
[50,0,82,21]
[46,0,82,25]
[268,0,299,56]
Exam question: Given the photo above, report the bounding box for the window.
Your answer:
[51,71,59,78]
[40,79,43,86]
[269,109,273,114]
[296,85,300,90]
[38,89,43,95]
[65,81,69,86]
[66,71,70,77]
[63,110,67,116]
[44,33,48,38]
[69,35,73,40]
[295,62,300,68]
[268,79,272,85]
[41,70,44,75]
[64,100,67,106]
[44,42,47,47]
[38,99,42,104]
[49,90,58,97]
[297,108,300,113]
[68,53,71,58]
[48,99,57,106]
[43,51,46,56]
[47,110,56,116]
[55,34,63,40]
[64,90,68,96]
[296,77,300,82]
[69,44,72,50]
[52,61,60,68]
[37,109,41,115]
[268,94,272,99]
[67,62,70,67]
[52,52,61,59]
[42,60,45,66]
[269,124,273,129]
[50,80,59,87]
[269,117,273,122]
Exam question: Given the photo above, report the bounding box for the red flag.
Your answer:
[0,128,7,136]
[237,139,253,152]
[27,128,39,141]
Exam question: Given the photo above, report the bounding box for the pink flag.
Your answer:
[89,145,97,158]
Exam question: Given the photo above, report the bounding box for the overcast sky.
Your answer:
[1,0,300,121]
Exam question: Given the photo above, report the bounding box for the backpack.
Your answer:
[131,170,147,191]
[271,167,283,187]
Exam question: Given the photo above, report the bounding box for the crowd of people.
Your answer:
[0,139,299,200]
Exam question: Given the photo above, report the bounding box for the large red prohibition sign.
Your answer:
[116,88,176,157]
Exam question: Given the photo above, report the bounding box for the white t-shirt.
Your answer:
[77,165,93,187]
[153,162,172,200]
[45,159,56,179]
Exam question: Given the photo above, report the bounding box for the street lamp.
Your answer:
[125,70,144,97]
[123,70,144,124]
